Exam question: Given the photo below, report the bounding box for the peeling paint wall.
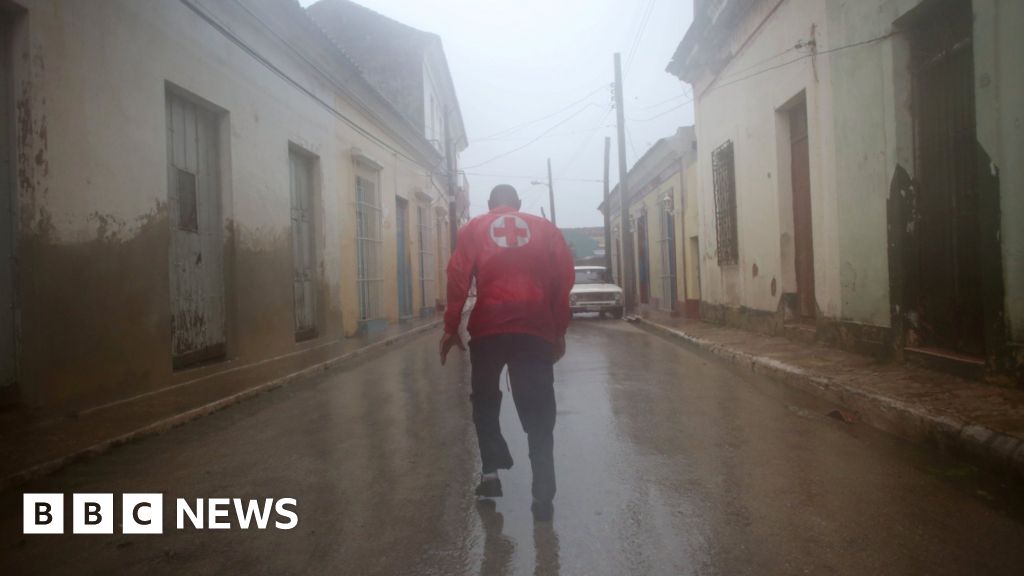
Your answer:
[685,0,1020,377]
[691,0,838,319]
[12,0,451,412]
[974,0,1024,344]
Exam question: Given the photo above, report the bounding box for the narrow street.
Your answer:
[2,320,1023,575]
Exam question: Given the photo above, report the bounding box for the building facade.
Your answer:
[308,0,470,319]
[0,0,467,412]
[604,127,700,317]
[668,0,1022,382]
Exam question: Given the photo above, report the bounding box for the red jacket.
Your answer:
[444,206,575,344]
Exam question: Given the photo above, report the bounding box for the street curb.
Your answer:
[1,321,441,492]
[634,318,1024,481]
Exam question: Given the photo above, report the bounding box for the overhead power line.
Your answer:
[463,171,602,184]
[557,92,615,179]
[624,0,658,76]
[475,115,612,143]
[474,83,609,141]
[707,31,899,95]
[633,88,691,112]
[626,125,639,159]
[628,96,694,122]
[462,103,600,170]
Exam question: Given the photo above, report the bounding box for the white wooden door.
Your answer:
[289,151,316,340]
[166,93,225,368]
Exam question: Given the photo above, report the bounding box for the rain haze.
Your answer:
[302,0,696,227]
[6,1,1024,574]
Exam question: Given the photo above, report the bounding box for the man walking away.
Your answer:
[439,184,575,522]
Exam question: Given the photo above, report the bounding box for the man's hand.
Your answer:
[553,335,566,363]
[439,332,465,365]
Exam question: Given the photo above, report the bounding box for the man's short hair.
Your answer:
[488,184,520,209]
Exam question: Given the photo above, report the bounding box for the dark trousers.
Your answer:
[470,333,557,502]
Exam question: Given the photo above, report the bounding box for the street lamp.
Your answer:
[530,179,553,225]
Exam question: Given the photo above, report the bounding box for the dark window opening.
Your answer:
[176,168,198,233]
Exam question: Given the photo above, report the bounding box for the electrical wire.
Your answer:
[632,87,691,112]
[474,84,609,141]
[628,96,694,122]
[464,172,602,184]
[474,113,612,143]
[557,105,614,179]
[626,125,639,159]
[707,31,899,96]
[462,103,597,170]
[624,0,658,76]
[712,43,805,86]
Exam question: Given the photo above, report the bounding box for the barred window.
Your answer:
[417,203,436,311]
[712,140,739,265]
[355,173,383,321]
[289,148,318,340]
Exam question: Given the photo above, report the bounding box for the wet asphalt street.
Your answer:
[3,319,1024,575]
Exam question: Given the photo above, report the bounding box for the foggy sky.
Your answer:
[302,0,696,228]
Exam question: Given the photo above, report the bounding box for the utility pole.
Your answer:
[614,53,635,313]
[546,158,557,227]
[444,106,457,254]
[602,136,612,279]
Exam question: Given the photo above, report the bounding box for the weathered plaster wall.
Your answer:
[974,0,1023,343]
[825,0,896,328]
[693,0,838,319]
[14,0,447,411]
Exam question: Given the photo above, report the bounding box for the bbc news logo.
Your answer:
[24,494,298,534]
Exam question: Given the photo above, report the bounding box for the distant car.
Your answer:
[570,266,623,318]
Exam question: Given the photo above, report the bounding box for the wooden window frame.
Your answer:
[355,169,383,322]
[289,146,319,341]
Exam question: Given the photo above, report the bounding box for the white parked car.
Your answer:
[570,266,624,318]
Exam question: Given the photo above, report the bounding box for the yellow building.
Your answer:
[602,127,699,318]
[0,0,466,412]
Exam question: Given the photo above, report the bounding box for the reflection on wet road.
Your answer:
[2,320,1024,575]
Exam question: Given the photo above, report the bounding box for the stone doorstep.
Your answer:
[635,317,1024,482]
[0,320,441,492]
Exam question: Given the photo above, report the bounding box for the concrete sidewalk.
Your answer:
[0,318,441,491]
[635,316,1024,481]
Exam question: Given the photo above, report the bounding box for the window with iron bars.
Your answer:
[712,140,739,265]
[417,203,436,312]
[356,174,383,321]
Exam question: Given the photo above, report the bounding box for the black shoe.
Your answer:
[475,476,503,498]
[531,499,554,522]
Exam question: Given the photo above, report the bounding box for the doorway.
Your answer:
[658,200,677,311]
[689,235,701,318]
[396,197,413,319]
[789,98,816,321]
[289,148,317,341]
[636,213,650,305]
[166,90,226,369]
[907,0,984,356]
